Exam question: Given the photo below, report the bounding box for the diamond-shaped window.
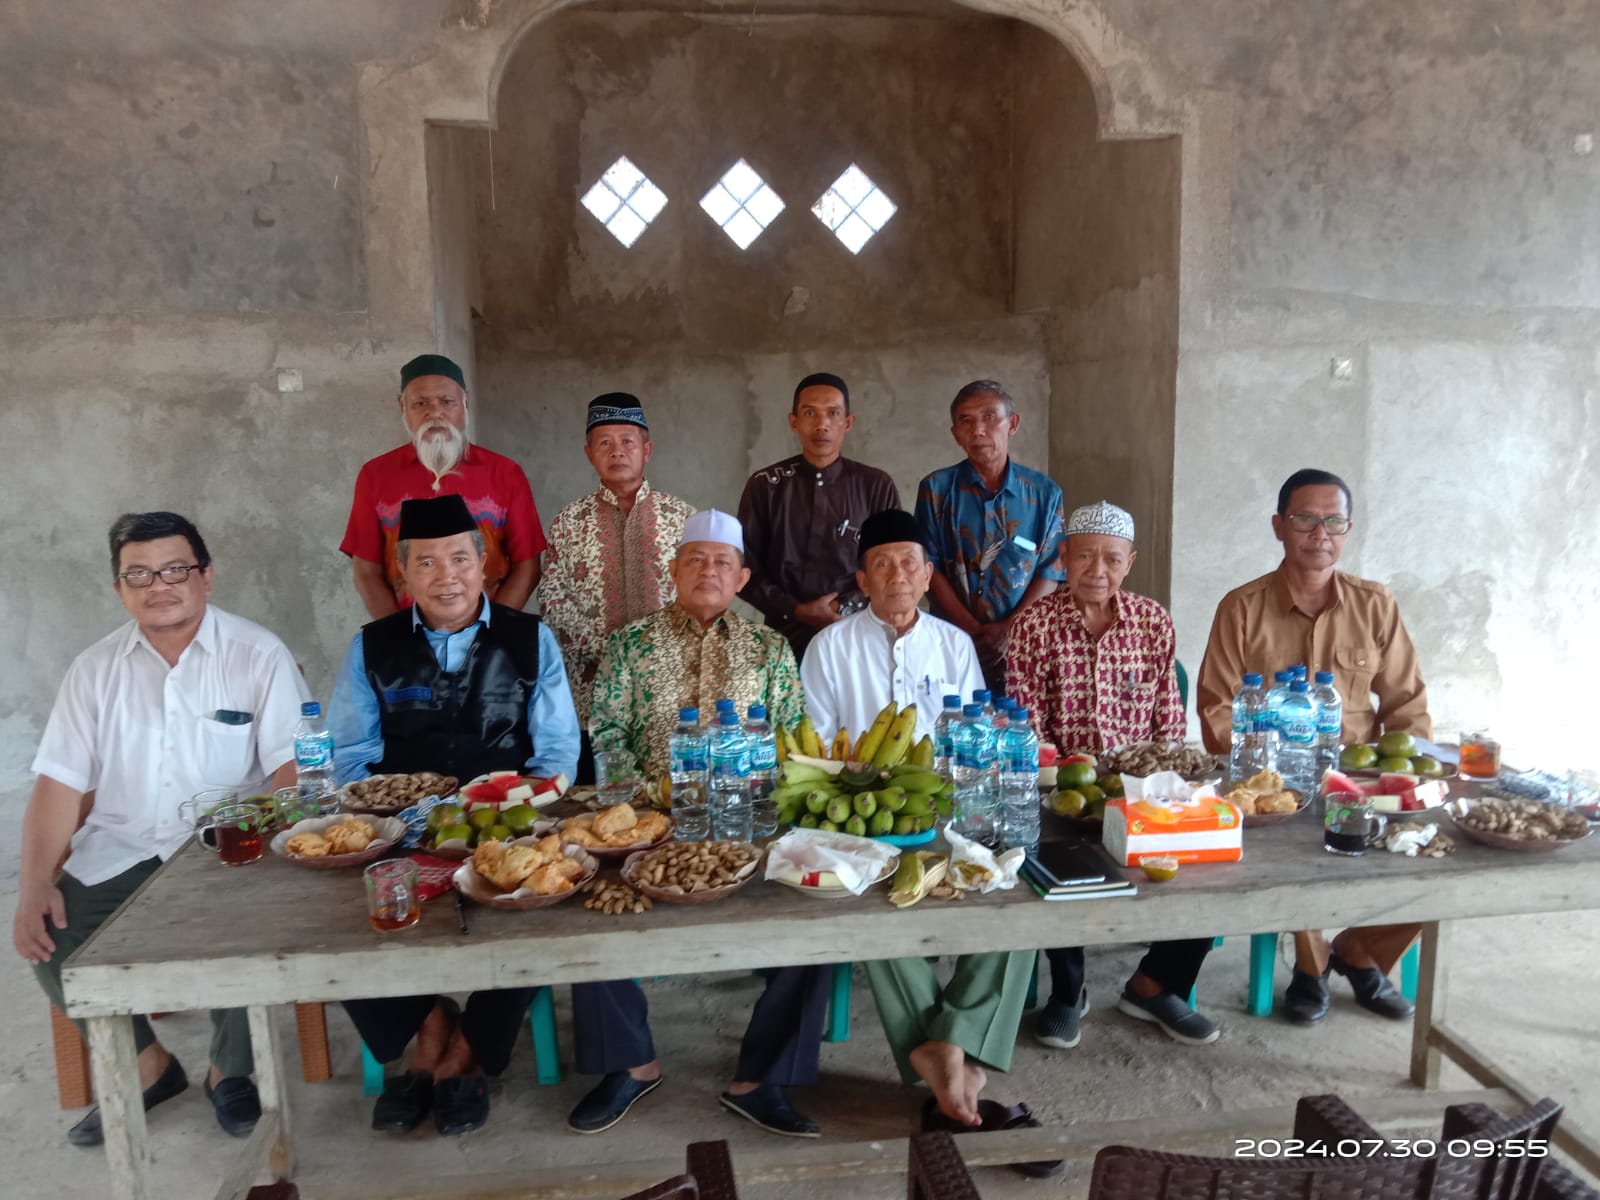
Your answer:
[580,156,668,247]
[699,159,785,250]
[812,164,897,254]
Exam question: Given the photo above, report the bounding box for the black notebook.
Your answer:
[1023,840,1137,899]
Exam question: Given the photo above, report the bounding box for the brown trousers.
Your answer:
[1295,923,1423,977]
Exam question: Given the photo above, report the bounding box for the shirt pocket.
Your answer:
[193,717,256,786]
[1334,644,1379,709]
[992,538,1039,596]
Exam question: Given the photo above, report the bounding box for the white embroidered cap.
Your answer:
[679,507,745,553]
[1065,500,1135,542]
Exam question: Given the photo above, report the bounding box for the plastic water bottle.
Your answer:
[932,695,963,774]
[951,704,999,845]
[1291,664,1308,684]
[1229,673,1275,783]
[743,704,778,838]
[1312,671,1344,781]
[1277,680,1318,795]
[998,707,1041,849]
[709,712,752,842]
[1265,670,1293,756]
[293,702,335,798]
[668,707,710,840]
[973,689,995,721]
[991,697,1011,736]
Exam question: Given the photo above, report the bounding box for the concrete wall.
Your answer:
[2,0,1598,838]
[1011,22,1180,606]
[426,123,483,393]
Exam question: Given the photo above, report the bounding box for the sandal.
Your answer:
[974,1099,1066,1178]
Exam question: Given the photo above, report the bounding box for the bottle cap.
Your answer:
[1243,672,1263,687]
[719,712,741,725]
[715,698,735,711]
[1292,665,1308,678]
[963,703,983,718]
[748,704,767,719]
[1011,707,1029,721]
[301,701,321,717]
[678,706,699,722]
[1290,680,1309,693]
[1275,671,1292,683]
[1314,670,1335,685]
[943,694,961,708]
[973,689,992,703]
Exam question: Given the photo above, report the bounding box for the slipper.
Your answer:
[920,1096,982,1134]
[973,1099,1066,1179]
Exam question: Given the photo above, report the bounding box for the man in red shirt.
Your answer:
[341,354,545,619]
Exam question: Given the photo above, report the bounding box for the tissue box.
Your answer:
[1103,793,1243,866]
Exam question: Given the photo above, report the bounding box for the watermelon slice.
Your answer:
[1038,743,1060,768]
[1063,752,1098,770]
[529,774,571,799]
[1321,769,1365,797]
[461,778,515,810]
[1379,772,1422,791]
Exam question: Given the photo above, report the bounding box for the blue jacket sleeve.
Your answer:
[329,632,385,785]
[527,623,581,780]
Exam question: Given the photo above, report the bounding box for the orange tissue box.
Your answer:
[1103,786,1243,867]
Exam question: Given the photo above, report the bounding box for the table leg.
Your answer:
[1408,920,1450,1089]
[247,1005,296,1181]
[87,1014,151,1200]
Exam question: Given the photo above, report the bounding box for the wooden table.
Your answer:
[63,809,1600,1200]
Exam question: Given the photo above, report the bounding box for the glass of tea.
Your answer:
[273,784,340,830]
[365,860,421,933]
[1323,795,1386,857]
[197,802,265,866]
[1459,731,1501,780]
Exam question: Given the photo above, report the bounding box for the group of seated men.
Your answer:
[14,353,1432,1165]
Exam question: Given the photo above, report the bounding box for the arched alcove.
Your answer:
[360,0,1211,605]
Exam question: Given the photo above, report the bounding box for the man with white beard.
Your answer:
[341,354,547,619]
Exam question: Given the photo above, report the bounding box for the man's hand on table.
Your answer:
[13,878,66,964]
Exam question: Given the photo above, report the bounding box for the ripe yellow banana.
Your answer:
[853,702,898,764]
[830,727,852,762]
[909,734,935,769]
[775,732,789,763]
[872,704,920,767]
[797,714,823,759]
[781,726,803,759]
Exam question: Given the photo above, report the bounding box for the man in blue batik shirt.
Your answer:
[914,380,1068,691]
[329,493,578,1139]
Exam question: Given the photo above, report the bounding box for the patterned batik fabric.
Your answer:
[589,603,805,777]
[1006,589,1185,755]
[914,458,1068,625]
[539,482,694,725]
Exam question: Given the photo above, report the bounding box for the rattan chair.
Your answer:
[1443,1103,1600,1200]
[908,1132,984,1200]
[619,1141,740,1200]
[1087,1093,1565,1200]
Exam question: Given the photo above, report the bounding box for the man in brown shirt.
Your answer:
[737,373,901,660]
[1197,468,1429,1027]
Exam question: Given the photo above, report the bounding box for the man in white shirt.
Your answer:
[12,512,307,1147]
[801,509,984,743]
[801,510,1059,1179]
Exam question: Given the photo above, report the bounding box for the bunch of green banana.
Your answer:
[771,759,954,836]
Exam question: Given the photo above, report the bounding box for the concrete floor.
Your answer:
[5,913,1598,1199]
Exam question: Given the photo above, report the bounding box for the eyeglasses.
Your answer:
[1287,513,1352,535]
[117,564,204,588]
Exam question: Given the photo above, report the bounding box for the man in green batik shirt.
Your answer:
[590,510,803,776]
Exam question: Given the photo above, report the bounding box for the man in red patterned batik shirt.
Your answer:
[1008,501,1220,1050]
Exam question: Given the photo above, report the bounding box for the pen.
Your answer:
[454,890,470,935]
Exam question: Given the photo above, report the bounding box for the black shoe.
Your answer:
[719,1084,821,1138]
[976,1100,1066,1179]
[67,1054,189,1148]
[434,1074,489,1136]
[1283,968,1331,1025]
[205,1075,261,1138]
[372,1071,433,1133]
[568,1071,662,1134]
[1330,954,1415,1019]
[1116,987,1220,1044]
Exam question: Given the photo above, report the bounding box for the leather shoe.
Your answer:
[372,1070,433,1133]
[205,1075,261,1138]
[719,1084,821,1138]
[568,1071,662,1134]
[67,1054,188,1147]
[434,1074,489,1136]
[1283,968,1331,1025]
[1331,954,1414,1019]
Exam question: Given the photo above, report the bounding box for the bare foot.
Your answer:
[411,1000,457,1075]
[908,1041,986,1126]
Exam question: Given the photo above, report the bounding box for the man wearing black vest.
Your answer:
[329,494,580,1136]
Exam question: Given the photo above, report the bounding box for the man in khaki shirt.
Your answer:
[1197,468,1429,1027]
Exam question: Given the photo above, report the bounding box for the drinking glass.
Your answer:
[1459,731,1501,780]
[365,860,421,933]
[273,784,340,830]
[195,802,264,866]
[595,750,640,807]
[1323,795,1385,857]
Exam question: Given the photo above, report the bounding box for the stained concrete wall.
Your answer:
[469,9,1050,519]
[426,123,483,394]
[1011,21,1180,607]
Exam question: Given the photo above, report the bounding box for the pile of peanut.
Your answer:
[629,840,759,894]
[583,880,651,915]
[1458,797,1588,842]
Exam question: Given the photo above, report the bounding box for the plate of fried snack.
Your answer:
[1225,769,1307,827]
[621,840,763,904]
[271,814,408,868]
[453,834,600,909]
[557,803,674,857]
[339,771,458,816]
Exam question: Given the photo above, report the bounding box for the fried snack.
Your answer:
[1263,792,1300,814]
[1225,768,1298,816]
[523,863,577,896]
[473,840,510,885]
[632,811,670,842]
[533,833,565,861]
[562,822,606,848]
[324,818,378,854]
[592,803,638,838]
[1229,791,1258,815]
[286,832,330,858]
[501,843,545,882]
